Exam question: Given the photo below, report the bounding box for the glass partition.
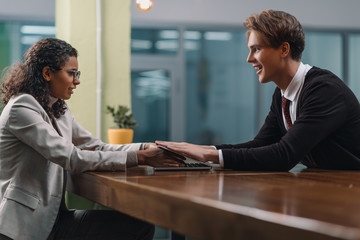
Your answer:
[131,28,179,55]
[0,21,55,113]
[348,34,360,99]
[131,69,170,142]
[185,30,258,145]
[131,28,358,146]
[302,32,343,79]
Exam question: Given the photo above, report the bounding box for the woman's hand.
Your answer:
[137,147,185,167]
[155,141,219,163]
[143,142,157,150]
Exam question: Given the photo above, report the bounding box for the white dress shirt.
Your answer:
[281,62,312,130]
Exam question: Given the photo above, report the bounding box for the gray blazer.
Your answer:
[0,94,142,239]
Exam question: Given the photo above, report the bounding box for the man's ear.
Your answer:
[42,66,52,82]
[280,42,291,58]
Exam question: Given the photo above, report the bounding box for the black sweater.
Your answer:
[216,67,360,171]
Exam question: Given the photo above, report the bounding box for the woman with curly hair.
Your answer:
[0,38,181,240]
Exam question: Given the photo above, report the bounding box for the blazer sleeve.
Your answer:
[7,96,134,173]
[221,78,350,171]
[70,113,142,152]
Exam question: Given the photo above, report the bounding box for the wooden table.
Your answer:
[67,165,360,240]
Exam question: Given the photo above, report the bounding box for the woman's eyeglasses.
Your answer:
[58,69,81,80]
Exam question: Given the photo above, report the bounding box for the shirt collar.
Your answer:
[282,62,310,101]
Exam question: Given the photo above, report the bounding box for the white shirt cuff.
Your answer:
[211,146,224,168]
[218,150,224,168]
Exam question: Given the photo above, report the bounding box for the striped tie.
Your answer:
[282,97,292,129]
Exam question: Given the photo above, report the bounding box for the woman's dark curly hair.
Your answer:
[1,38,78,118]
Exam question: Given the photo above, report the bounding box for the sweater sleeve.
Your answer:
[221,74,349,171]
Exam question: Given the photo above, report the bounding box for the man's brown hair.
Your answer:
[243,10,305,61]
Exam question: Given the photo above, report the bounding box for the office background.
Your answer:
[1,1,360,239]
[1,0,360,146]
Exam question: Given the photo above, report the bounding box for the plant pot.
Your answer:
[107,128,134,144]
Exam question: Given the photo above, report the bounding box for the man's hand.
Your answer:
[137,147,185,167]
[155,141,219,163]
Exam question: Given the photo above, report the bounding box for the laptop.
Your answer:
[154,146,219,171]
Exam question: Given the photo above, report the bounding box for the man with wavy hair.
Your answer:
[157,10,360,171]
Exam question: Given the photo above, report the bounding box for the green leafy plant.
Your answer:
[106,105,137,129]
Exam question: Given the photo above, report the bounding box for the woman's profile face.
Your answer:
[46,56,80,100]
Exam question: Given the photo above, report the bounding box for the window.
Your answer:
[131,69,170,142]
[131,26,360,145]
[131,28,179,55]
[185,30,257,144]
[0,21,55,68]
[302,32,343,78]
[348,34,360,99]
[0,21,55,112]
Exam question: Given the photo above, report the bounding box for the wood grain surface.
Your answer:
[67,165,360,240]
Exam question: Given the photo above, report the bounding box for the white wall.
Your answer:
[131,0,360,29]
[0,0,55,22]
[1,0,359,29]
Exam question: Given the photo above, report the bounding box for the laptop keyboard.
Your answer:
[154,161,212,171]
[185,163,210,167]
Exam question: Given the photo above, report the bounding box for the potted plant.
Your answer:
[106,105,137,144]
